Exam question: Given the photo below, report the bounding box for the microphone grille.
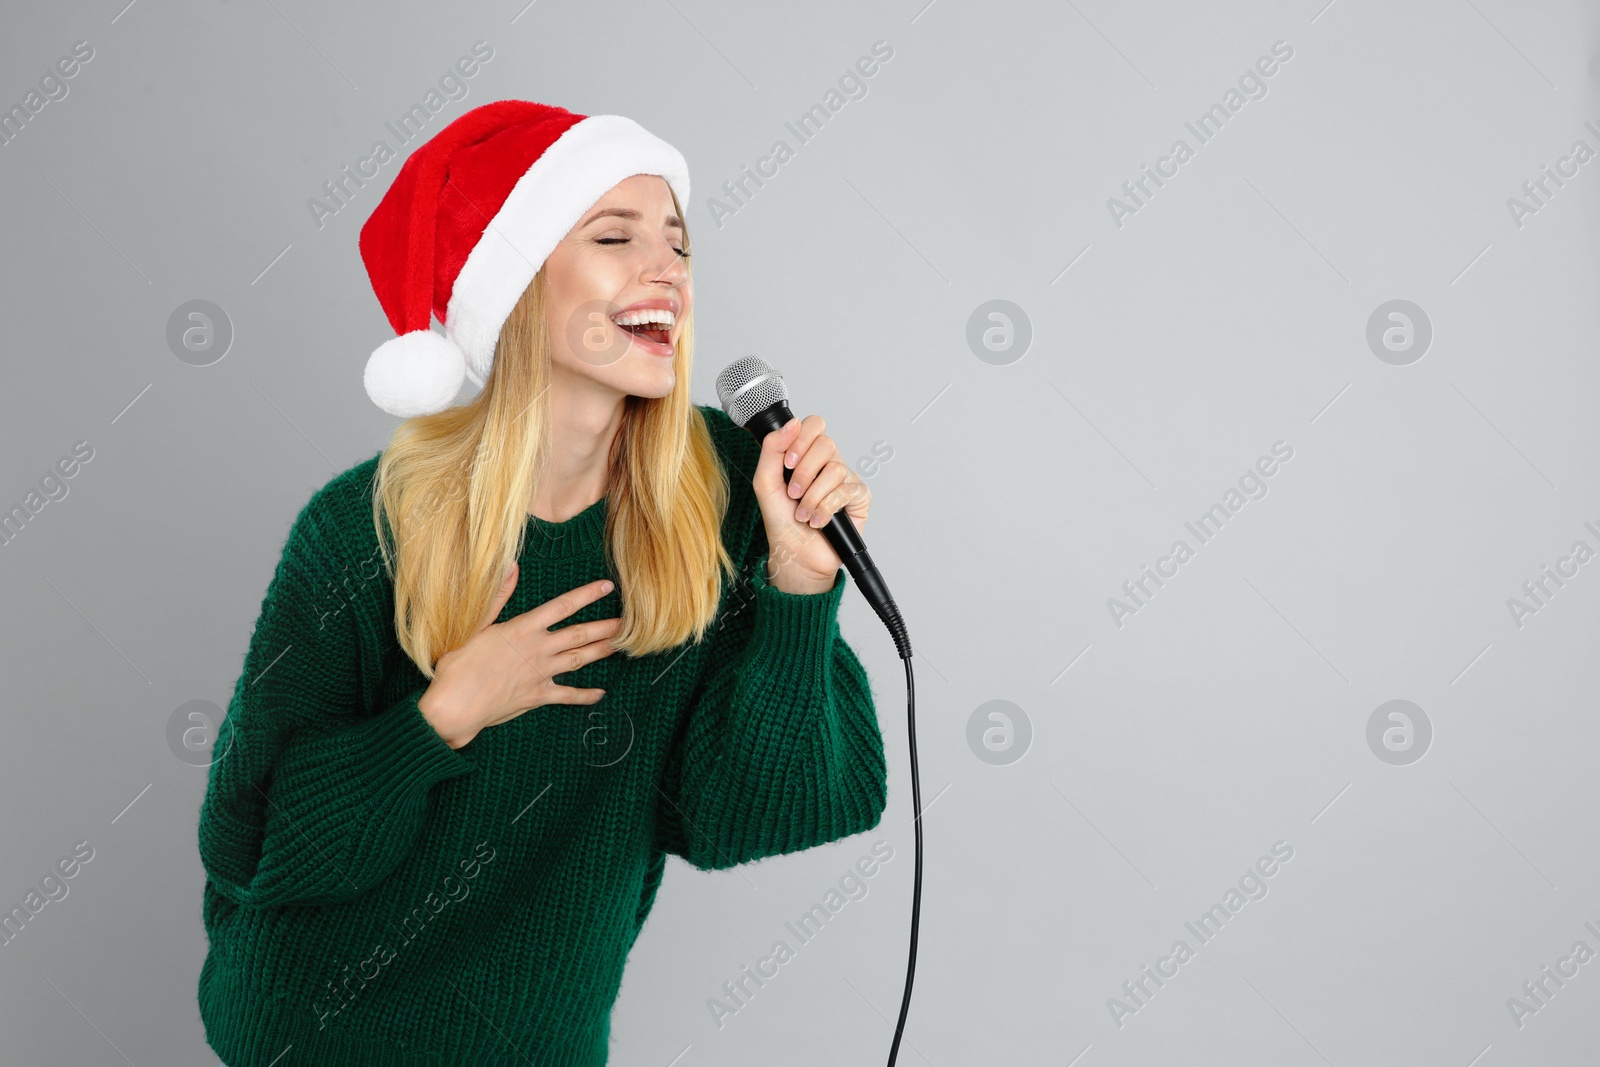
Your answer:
[716,356,789,427]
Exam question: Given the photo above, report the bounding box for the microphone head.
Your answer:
[716,356,790,428]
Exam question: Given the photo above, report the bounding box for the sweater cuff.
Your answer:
[357,688,476,807]
[743,554,847,677]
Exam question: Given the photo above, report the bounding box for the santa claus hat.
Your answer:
[358,100,690,418]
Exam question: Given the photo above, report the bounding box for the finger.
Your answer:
[798,460,849,523]
[838,478,871,527]
[525,577,616,631]
[479,562,520,632]
[782,415,827,475]
[543,685,608,706]
[787,430,839,503]
[810,478,869,529]
[549,615,624,653]
[546,630,624,674]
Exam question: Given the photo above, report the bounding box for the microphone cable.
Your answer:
[886,648,919,1067]
[714,356,921,1064]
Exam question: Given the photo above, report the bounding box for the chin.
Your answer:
[621,367,677,400]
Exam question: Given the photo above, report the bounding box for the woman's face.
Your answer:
[542,173,691,401]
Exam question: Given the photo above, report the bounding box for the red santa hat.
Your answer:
[358,99,690,417]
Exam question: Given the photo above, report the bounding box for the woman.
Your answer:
[196,100,888,1066]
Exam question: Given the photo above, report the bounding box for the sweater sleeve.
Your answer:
[654,545,889,871]
[196,487,475,908]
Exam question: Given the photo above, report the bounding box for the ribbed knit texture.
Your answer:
[196,404,888,1066]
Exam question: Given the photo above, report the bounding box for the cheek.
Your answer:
[546,246,618,301]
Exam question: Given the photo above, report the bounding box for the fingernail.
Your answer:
[599,580,614,593]
[784,451,798,468]
[789,481,803,498]
[794,506,809,521]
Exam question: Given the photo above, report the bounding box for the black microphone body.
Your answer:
[738,400,911,661]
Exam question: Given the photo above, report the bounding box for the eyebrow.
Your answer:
[581,206,684,231]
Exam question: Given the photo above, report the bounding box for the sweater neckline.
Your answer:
[522,495,607,560]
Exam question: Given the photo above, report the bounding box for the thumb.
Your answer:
[479,561,519,632]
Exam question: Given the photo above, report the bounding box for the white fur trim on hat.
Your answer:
[363,329,468,418]
[444,115,690,383]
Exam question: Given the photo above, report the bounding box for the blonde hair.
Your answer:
[369,195,734,676]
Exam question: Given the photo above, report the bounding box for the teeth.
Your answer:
[611,308,676,328]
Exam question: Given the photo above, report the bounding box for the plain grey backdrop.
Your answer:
[2,1,1598,1064]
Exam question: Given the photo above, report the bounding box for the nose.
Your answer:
[644,236,689,286]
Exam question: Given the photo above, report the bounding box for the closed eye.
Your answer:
[595,237,690,258]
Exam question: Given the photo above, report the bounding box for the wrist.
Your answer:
[418,681,478,750]
[765,559,836,596]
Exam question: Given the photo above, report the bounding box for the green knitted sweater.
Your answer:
[195,404,888,1066]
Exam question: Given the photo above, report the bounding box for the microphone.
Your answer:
[717,355,911,661]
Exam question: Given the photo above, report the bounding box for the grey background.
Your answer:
[2,1,1597,1064]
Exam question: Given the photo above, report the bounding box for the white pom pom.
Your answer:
[363,330,468,418]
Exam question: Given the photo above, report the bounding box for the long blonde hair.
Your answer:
[369,205,734,676]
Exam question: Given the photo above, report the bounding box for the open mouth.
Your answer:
[610,308,676,355]
[617,323,670,345]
